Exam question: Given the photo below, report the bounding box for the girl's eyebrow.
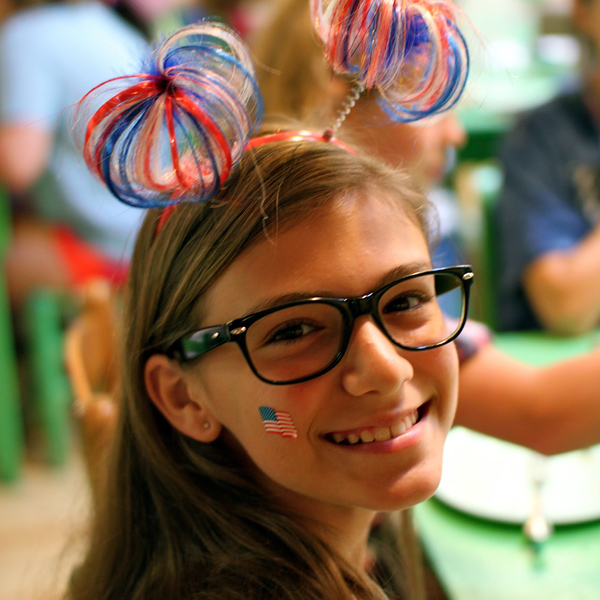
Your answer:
[375,261,434,289]
[246,261,434,315]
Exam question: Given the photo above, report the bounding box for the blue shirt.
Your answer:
[495,90,600,330]
[0,2,149,260]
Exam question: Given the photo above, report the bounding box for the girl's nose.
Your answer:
[444,114,466,149]
[340,317,414,398]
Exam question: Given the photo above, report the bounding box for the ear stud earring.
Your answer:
[203,422,210,430]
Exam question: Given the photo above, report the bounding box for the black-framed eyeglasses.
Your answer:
[169,265,474,385]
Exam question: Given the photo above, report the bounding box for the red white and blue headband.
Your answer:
[76,0,469,214]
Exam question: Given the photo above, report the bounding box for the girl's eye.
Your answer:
[383,292,431,313]
[265,320,322,344]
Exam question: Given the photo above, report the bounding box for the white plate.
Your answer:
[435,427,600,524]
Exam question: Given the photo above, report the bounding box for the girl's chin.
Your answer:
[362,469,443,512]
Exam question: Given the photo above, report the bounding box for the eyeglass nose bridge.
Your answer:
[346,292,379,321]
[340,292,403,359]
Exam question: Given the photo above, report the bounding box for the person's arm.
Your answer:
[523,222,600,335]
[454,344,600,455]
[0,123,51,193]
[0,15,58,194]
[495,96,598,332]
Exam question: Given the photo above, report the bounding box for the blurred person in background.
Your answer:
[199,0,273,39]
[495,0,600,335]
[0,0,191,308]
[250,0,600,456]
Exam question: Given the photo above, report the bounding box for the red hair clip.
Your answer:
[245,130,357,154]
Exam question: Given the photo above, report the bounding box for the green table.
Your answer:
[415,331,600,600]
[416,499,600,600]
[0,190,24,481]
[493,330,600,365]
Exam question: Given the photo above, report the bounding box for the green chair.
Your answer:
[0,190,24,482]
[1,189,73,477]
[25,288,73,466]
[475,164,502,330]
[457,107,509,164]
[455,163,503,330]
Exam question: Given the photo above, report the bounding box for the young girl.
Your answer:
[252,0,600,456]
[68,11,472,600]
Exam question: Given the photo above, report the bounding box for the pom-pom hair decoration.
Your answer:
[310,0,469,123]
[75,21,263,208]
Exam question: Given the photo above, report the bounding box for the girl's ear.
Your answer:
[144,354,222,443]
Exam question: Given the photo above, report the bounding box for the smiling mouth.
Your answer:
[327,404,427,446]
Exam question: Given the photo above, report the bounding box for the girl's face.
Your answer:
[186,192,458,523]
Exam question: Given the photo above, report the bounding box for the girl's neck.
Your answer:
[296,500,378,572]
[239,442,378,570]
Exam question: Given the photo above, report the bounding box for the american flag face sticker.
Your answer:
[258,406,298,440]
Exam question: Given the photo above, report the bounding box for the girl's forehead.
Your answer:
[245,191,423,267]
[200,193,430,321]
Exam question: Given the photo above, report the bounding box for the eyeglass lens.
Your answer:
[245,272,465,383]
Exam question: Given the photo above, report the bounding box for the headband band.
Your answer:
[246,129,357,153]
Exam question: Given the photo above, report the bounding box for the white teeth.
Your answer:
[360,430,375,443]
[331,409,420,445]
[374,427,392,442]
[391,421,407,437]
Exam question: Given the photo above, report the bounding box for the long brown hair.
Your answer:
[67,138,431,600]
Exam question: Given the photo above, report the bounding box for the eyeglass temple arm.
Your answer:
[175,325,232,361]
[434,269,473,296]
